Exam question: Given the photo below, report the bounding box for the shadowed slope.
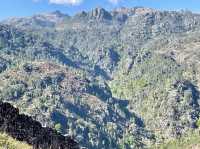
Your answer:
[0,102,79,149]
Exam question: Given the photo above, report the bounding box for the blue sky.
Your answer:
[0,0,200,20]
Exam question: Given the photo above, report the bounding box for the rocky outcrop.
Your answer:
[89,7,112,20]
[0,102,79,149]
[0,58,8,73]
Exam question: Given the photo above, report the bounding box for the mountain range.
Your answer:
[0,7,200,148]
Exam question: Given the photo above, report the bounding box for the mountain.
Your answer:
[0,7,200,148]
[3,11,70,30]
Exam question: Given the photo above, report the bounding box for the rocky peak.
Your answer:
[113,7,134,16]
[111,7,158,22]
[113,7,157,16]
[73,11,88,20]
[89,7,112,20]
[133,7,157,15]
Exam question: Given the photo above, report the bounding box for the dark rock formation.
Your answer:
[0,58,8,73]
[89,7,112,20]
[0,102,79,149]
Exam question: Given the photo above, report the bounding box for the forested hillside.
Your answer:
[1,7,200,148]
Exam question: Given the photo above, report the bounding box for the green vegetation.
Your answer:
[0,133,32,149]
[196,119,200,128]
[0,7,200,148]
[154,131,200,149]
[55,123,62,133]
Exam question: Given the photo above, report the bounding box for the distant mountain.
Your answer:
[3,10,70,30]
[0,7,200,148]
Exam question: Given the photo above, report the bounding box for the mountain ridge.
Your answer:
[4,7,198,30]
[0,7,200,148]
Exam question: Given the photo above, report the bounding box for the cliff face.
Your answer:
[0,102,79,149]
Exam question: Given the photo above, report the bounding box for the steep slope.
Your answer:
[0,102,79,149]
[0,61,141,149]
[1,7,200,148]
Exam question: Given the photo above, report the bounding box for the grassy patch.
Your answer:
[153,131,200,149]
[0,133,32,149]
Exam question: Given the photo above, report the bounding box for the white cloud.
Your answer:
[49,0,83,5]
[108,0,121,4]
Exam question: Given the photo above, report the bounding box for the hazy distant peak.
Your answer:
[39,10,69,18]
[1,10,70,29]
[134,7,158,15]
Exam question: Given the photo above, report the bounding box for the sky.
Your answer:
[0,0,200,20]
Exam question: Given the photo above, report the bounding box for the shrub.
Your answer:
[196,118,200,128]
[55,123,62,133]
